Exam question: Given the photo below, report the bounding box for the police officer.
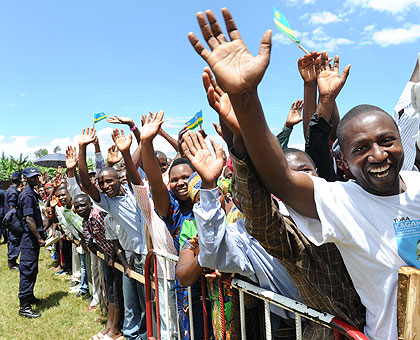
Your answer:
[5,172,22,270]
[17,167,45,318]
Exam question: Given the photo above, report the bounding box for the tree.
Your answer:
[34,148,48,159]
[53,146,61,153]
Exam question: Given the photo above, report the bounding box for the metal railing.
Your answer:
[144,249,370,340]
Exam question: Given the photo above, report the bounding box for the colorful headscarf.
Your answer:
[187,172,202,201]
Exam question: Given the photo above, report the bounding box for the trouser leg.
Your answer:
[7,230,21,267]
[18,247,40,299]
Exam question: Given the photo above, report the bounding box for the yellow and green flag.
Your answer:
[273,7,300,44]
[93,112,107,124]
[185,110,203,130]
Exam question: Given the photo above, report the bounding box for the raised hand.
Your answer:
[112,129,133,153]
[182,130,224,187]
[78,127,97,147]
[298,51,321,83]
[285,100,304,129]
[107,145,123,165]
[188,8,271,95]
[141,111,164,142]
[107,115,135,127]
[202,67,240,135]
[65,146,78,170]
[315,52,351,99]
[188,236,200,256]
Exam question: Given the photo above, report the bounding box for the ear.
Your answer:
[338,150,350,170]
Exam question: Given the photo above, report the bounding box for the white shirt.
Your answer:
[286,171,420,340]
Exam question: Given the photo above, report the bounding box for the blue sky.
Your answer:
[1,0,420,158]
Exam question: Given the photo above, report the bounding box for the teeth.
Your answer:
[369,164,390,173]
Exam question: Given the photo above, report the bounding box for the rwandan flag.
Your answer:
[185,110,203,130]
[93,112,107,124]
[273,7,300,44]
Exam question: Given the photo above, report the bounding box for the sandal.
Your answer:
[90,332,104,340]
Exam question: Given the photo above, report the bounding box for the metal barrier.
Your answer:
[144,249,370,340]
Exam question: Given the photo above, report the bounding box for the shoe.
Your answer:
[29,296,41,304]
[9,265,19,271]
[19,306,41,318]
[76,291,89,299]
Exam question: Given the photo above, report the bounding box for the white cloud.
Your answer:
[0,128,228,162]
[301,11,342,25]
[286,0,316,5]
[346,0,420,13]
[277,27,353,52]
[361,23,420,46]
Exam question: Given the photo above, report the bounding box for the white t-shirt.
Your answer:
[286,171,420,340]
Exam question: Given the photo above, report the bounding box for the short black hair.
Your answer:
[98,167,118,179]
[337,104,396,150]
[56,185,68,193]
[74,193,91,203]
[168,158,195,176]
[284,148,316,169]
[155,151,167,159]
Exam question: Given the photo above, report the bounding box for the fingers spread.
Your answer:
[196,11,220,50]
[206,10,228,43]
[222,8,241,41]
[188,32,211,61]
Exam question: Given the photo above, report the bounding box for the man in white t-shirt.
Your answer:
[186,9,419,339]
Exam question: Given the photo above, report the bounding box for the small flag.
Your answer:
[185,110,203,130]
[93,112,107,124]
[273,7,300,44]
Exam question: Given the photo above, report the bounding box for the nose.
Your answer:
[368,143,388,163]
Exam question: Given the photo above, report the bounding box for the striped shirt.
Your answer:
[393,81,420,171]
[83,207,113,256]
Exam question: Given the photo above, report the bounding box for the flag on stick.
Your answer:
[185,110,203,130]
[273,7,309,54]
[93,112,107,124]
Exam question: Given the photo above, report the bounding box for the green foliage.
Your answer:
[53,146,61,153]
[0,153,62,181]
[34,148,49,159]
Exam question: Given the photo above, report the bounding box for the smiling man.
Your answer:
[187,8,420,339]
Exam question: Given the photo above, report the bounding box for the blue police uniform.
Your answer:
[0,189,5,242]
[17,182,44,301]
[5,185,22,268]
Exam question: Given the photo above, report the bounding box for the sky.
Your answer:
[1,0,420,159]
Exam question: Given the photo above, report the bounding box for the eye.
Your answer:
[381,137,395,145]
[353,145,367,153]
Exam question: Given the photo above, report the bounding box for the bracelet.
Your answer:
[130,125,138,131]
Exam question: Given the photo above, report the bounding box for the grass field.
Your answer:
[0,243,104,340]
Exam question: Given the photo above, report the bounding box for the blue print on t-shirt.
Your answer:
[393,219,420,267]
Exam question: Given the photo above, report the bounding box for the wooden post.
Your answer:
[398,266,420,339]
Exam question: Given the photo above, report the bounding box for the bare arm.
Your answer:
[188,9,319,217]
[107,115,141,144]
[176,237,202,287]
[140,112,170,217]
[298,52,320,137]
[159,127,178,152]
[112,129,144,186]
[26,215,45,246]
[78,128,101,203]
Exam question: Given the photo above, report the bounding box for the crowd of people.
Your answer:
[1,8,420,340]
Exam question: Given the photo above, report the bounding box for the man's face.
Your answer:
[89,173,97,185]
[73,197,92,218]
[285,152,317,177]
[98,170,120,198]
[26,175,39,187]
[157,154,169,173]
[118,169,128,185]
[56,188,71,207]
[341,111,404,196]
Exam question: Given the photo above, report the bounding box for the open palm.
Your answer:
[188,8,271,95]
[141,111,164,142]
[182,131,224,184]
[316,52,350,99]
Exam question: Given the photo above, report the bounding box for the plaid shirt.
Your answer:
[83,207,113,256]
[230,152,366,339]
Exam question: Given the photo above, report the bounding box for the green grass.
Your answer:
[0,243,104,340]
